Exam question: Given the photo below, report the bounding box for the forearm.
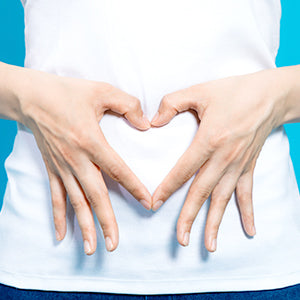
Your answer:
[276,64,300,124]
[0,61,26,123]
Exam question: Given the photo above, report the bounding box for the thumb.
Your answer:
[122,97,151,131]
[102,86,150,130]
[151,90,198,127]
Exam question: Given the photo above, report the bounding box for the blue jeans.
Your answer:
[1,283,300,300]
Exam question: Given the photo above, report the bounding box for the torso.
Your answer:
[1,0,300,294]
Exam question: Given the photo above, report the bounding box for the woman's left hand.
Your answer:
[150,68,289,252]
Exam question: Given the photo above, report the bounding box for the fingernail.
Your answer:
[140,199,151,210]
[55,230,61,241]
[252,224,256,236]
[210,237,217,252]
[183,232,190,246]
[151,112,160,124]
[84,240,92,255]
[152,200,163,211]
[142,114,151,129]
[245,221,256,236]
[105,236,113,252]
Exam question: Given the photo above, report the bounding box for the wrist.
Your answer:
[272,65,300,125]
[0,62,28,124]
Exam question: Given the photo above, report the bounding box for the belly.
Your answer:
[7,0,298,283]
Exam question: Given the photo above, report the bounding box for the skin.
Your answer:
[1,61,300,255]
[0,62,152,255]
[151,65,300,252]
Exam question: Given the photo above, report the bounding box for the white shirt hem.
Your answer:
[0,268,300,295]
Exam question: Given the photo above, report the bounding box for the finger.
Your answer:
[235,156,258,237]
[152,129,211,211]
[204,171,241,252]
[73,160,119,252]
[235,170,256,237]
[44,159,67,242]
[59,169,98,256]
[176,156,225,248]
[151,87,204,126]
[101,87,150,130]
[87,123,152,210]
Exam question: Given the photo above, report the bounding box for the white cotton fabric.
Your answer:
[0,0,300,295]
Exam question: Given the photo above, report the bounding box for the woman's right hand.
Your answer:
[15,67,152,255]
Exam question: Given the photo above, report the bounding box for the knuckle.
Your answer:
[174,167,194,186]
[81,225,95,237]
[77,134,91,150]
[208,129,231,149]
[108,163,122,183]
[177,217,193,231]
[57,143,78,169]
[242,210,253,223]
[207,135,218,150]
[99,219,114,234]
[213,190,231,203]
[190,186,211,203]
[181,171,194,185]
[65,123,99,154]
[210,222,220,234]
[128,184,141,198]
[52,196,64,209]
[70,198,85,211]
[127,97,141,111]
[161,94,174,107]
[238,190,252,203]
[199,189,211,202]
[224,143,245,164]
[83,136,102,157]
[157,184,171,201]
[85,190,100,208]
[160,93,179,115]
[71,129,92,150]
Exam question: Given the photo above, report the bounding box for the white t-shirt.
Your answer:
[1,0,300,295]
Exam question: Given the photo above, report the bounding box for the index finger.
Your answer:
[152,129,211,210]
[86,123,152,210]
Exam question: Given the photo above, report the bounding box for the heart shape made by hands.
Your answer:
[99,109,200,207]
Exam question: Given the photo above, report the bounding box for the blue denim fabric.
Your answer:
[1,283,300,300]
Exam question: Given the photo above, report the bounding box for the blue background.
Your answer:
[0,0,299,207]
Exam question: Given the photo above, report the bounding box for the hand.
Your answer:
[150,68,288,252]
[17,68,152,255]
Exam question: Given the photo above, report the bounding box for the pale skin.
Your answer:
[0,61,300,255]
